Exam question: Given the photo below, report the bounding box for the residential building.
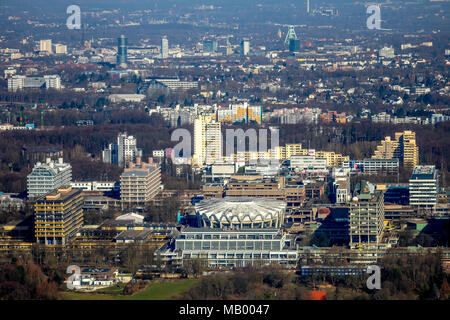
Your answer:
[161,36,169,58]
[372,130,419,170]
[34,186,83,245]
[120,158,162,207]
[241,38,250,55]
[27,158,72,199]
[193,116,222,166]
[54,44,67,54]
[102,133,143,168]
[216,102,262,124]
[40,39,52,53]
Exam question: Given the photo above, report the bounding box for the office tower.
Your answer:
[307,0,310,13]
[289,39,300,52]
[284,26,298,45]
[372,130,419,170]
[120,158,162,207]
[102,133,142,168]
[117,34,127,66]
[203,39,218,53]
[161,36,169,58]
[40,39,52,53]
[349,181,384,249]
[194,116,222,166]
[27,158,72,199]
[34,186,83,245]
[409,165,438,212]
[241,38,250,55]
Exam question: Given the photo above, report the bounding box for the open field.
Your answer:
[61,279,198,300]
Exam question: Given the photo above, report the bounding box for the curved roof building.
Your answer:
[195,197,286,229]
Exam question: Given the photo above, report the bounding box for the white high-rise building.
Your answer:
[27,158,72,198]
[103,133,143,168]
[161,36,169,59]
[43,75,61,90]
[40,39,52,53]
[194,116,222,166]
[409,165,438,212]
[241,39,250,56]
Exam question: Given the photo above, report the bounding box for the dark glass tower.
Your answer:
[117,34,127,65]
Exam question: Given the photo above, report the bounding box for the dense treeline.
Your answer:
[0,257,62,300]
[179,252,450,300]
[0,113,174,192]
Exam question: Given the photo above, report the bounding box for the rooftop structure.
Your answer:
[195,197,286,229]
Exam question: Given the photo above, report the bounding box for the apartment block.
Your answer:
[120,158,162,207]
[193,116,222,166]
[372,130,419,170]
[34,186,83,245]
[27,158,72,199]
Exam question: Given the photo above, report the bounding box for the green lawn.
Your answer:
[61,279,198,300]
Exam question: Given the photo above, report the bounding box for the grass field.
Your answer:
[61,279,198,300]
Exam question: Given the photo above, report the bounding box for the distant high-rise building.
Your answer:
[34,186,83,245]
[120,158,162,207]
[194,116,222,166]
[54,44,67,54]
[241,38,250,55]
[27,158,72,199]
[307,0,310,13]
[372,130,419,170]
[289,39,300,52]
[117,34,128,66]
[226,37,233,55]
[349,181,384,249]
[409,165,438,212]
[40,39,52,53]
[161,36,169,58]
[203,39,218,53]
[102,133,143,168]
